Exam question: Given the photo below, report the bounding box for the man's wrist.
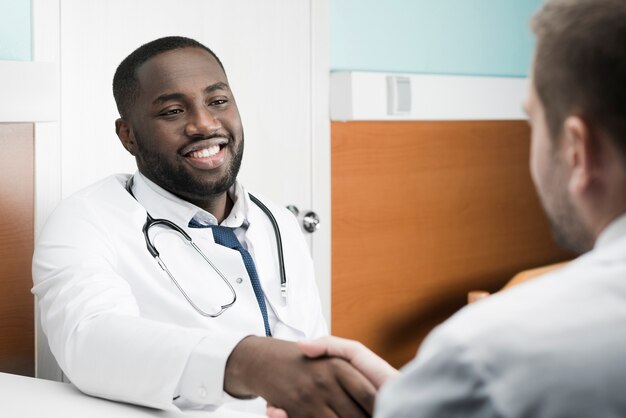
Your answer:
[223,335,266,399]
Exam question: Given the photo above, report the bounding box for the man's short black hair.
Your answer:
[112,36,225,119]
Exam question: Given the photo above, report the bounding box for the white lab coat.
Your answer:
[32,173,327,412]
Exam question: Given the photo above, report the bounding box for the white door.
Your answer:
[33,0,330,380]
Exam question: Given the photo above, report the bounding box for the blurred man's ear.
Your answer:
[564,115,597,195]
[115,118,137,156]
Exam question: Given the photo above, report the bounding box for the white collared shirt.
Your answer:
[32,173,327,413]
[376,212,626,418]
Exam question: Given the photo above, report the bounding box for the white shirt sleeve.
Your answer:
[375,328,499,418]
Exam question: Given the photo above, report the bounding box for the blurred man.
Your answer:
[271,0,626,416]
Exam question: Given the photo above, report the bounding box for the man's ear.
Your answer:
[563,115,598,195]
[115,118,137,156]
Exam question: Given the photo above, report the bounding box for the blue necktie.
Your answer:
[189,220,271,336]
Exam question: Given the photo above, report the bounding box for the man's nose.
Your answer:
[185,108,221,137]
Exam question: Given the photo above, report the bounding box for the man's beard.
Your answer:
[540,176,593,255]
[546,201,593,255]
[135,133,244,201]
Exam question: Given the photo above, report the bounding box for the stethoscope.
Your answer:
[125,178,287,318]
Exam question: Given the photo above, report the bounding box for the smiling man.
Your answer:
[32,37,375,417]
[115,47,244,220]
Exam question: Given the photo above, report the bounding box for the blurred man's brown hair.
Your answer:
[532,0,626,158]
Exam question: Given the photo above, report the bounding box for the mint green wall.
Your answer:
[0,0,540,71]
[331,0,542,77]
[0,0,32,61]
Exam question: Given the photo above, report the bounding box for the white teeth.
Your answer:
[188,145,220,158]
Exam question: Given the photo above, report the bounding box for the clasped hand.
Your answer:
[225,335,398,418]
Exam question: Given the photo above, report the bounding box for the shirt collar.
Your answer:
[595,211,626,249]
[130,172,250,229]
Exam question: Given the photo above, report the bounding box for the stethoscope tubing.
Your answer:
[125,178,287,318]
[143,214,238,317]
[248,193,287,298]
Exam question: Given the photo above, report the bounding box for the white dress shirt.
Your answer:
[376,212,626,418]
[32,173,327,413]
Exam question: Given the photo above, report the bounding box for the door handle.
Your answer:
[286,205,321,233]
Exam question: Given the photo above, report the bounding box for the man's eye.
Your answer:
[161,108,183,116]
[210,99,228,106]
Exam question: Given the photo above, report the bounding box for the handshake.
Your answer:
[224,336,399,418]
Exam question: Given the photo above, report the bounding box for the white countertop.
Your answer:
[0,372,263,418]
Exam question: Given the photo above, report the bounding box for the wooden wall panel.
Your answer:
[331,121,572,368]
[0,123,35,376]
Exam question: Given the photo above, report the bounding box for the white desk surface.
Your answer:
[0,372,263,418]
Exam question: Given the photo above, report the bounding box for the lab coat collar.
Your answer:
[130,172,250,230]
